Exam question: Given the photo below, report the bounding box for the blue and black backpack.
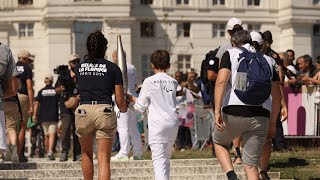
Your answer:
[233,47,272,105]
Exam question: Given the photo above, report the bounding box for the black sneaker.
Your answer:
[20,155,28,163]
[59,152,68,162]
[73,154,82,161]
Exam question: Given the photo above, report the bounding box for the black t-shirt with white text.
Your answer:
[74,58,123,104]
[219,51,280,117]
[16,61,32,95]
[36,85,59,122]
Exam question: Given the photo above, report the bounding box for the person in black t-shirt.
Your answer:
[33,75,59,161]
[212,30,282,180]
[16,49,34,162]
[74,30,127,180]
[56,54,82,162]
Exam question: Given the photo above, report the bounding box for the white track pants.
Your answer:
[116,108,143,157]
[150,141,175,180]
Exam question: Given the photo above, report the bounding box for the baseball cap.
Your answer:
[227,17,242,31]
[250,31,263,45]
[261,30,273,44]
[44,75,53,81]
[68,54,80,63]
[18,49,33,61]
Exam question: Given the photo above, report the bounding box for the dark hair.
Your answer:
[251,41,261,50]
[286,49,295,56]
[151,50,170,70]
[228,24,243,36]
[85,30,108,61]
[262,30,273,44]
[302,54,313,65]
[231,30,252,47]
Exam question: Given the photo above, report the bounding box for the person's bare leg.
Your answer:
[97,138,113,180]
[48,133,56,153]
[7,130,17,146]
[18,122,27,156]
[232,136,242,164]
[44,136,49,153]
[214,143,234,173]
[243,164,259,180]
[79,136,94,180]
[259,140,272,180]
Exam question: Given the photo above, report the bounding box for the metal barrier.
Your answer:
[283,85,320,138]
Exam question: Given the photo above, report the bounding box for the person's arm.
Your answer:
[115,85,127,113]
[33,101,39,123]
[129,79,150,113]
[26,79,34,115]
[268,81,282,140]
[214,68,230,131]
[307,72,320,85]
[280,86,288,122]
[3,76,19,98]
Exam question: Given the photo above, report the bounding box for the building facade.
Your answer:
[0,0,319,91]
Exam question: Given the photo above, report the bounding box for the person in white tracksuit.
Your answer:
[111,51,143,160]
[127,50,179,180]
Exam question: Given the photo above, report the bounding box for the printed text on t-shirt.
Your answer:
[79,63,107,77]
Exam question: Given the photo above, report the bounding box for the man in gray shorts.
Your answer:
[213,30,282,180]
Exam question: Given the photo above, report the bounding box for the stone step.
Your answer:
[10,173,281,180]
[0,167,280,179]
[0,159,219,170]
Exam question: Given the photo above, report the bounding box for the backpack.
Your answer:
[200,48,219,90]
[233,47,272,105]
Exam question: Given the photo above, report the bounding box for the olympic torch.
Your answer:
[116,34,128,93]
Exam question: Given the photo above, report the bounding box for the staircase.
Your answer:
[0,158,283,180]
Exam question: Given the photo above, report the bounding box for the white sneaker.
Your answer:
[111,154,129,161]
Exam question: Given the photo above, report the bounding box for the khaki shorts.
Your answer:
[212,114,269,167]
[42,122,58,136]
[3,101,19,131]
[75,104,116,139]
[18,94,30,123]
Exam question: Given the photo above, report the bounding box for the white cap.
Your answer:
[226,17,242,30]
[250,31,263,45]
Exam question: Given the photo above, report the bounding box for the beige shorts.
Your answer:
[75,104,116,139]
[18,94,30,124]
[42,122,58,135]
[212,114,269,167]
[3,101,19,131]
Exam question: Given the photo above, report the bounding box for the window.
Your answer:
[178,55,191,72]
[177,0,189,5]
[314,0,320,5]
[177,23,191,37]
[248,0,260,6]
[19,23,34,37]
[247,24,261,32]
[141,0,153,5]
[213,0,225,5]
[142,55,153,79]
[314,25,320,36]
[212,24,226,37]
[18,0,33,5]
[140,22,154,37]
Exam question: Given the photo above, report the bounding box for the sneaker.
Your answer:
[47,152,55,161]
[11,145,19,163]
[130,156,144,160]
[73,154,82,161]
[59,152,68,162]
[0,153,4,163]
[180,148,186,152]
[20,155,28,163]
[4,145,12,162]
[111,154,129,161]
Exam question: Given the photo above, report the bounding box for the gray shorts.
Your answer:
[212,114,269,167]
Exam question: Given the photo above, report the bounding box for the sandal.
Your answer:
[260,171,270,180]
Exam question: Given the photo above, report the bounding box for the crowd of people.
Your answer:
[0,16,319,180]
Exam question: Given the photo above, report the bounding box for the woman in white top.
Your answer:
[127,50,179,180]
